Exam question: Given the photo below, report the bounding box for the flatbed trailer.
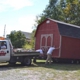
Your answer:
[9,51,40,66]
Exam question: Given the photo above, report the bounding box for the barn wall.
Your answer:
[61,36,80,59]
[35,19,60,57]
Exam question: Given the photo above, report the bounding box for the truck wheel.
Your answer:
[21,57,31,66]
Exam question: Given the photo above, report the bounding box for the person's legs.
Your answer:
[45,54,50,64]
[48,54,52,64]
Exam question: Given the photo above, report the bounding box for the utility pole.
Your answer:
[3,24,6,38]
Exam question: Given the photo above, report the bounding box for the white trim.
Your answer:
[40,34,53,49]
[34,37,36,49]
[46,20,50,23]
[40,34,62,58]
[59,35,62,57]
[52,35,62,58]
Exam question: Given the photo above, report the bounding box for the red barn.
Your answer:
[35,18,80,63]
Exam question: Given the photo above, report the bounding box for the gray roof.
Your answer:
[48,18,80,39]
[57,23,80,39]
[21,31,31,39]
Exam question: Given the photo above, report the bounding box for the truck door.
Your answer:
[0,41,10,62]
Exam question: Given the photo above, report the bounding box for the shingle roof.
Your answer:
[48,18,80,39]
[57,23,80,39]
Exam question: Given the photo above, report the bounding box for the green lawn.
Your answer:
[0,60,80,80]
[29,60,80,80]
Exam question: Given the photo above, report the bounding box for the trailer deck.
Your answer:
[13,51,40,56]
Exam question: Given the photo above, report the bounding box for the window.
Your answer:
[0,41,7,49]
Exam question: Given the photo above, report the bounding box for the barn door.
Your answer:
[40,34,53,54]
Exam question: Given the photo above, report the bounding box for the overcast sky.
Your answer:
[0,0,49,37]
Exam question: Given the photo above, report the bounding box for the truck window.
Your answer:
[9,41,13,49]
[0,41,7,49]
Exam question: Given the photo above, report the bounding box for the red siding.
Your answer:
[35,18,80,60]
[61,36,80,59]
[35,33,41,49]
[35,19,60,57]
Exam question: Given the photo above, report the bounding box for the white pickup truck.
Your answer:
[0,39,40,66]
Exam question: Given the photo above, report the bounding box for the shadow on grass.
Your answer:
[0,61,80,71]
[0,63,31,71]
[31,61,80,71]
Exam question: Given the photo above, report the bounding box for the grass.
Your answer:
[30,60,80,80]
[0,60,80,80]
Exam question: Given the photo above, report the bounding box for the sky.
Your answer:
[0,0,49,37]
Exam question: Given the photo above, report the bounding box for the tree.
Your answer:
[30,30,36,49]
[7,30,26,48]
[62,0,80,25]
[31,0,80,49]
[34,0,62,26]
[35,0,80,26]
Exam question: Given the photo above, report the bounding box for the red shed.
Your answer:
[35,18,80,63]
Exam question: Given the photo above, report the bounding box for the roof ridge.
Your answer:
[48,18,80,28]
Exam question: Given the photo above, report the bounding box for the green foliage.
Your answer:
[8,0,80,49]
[30,30,36,49]
[35,0,61,26]
[23,43,32,49]
[34,0,80,27]
[29,0,80,50]
[7,30,27,48]
[64,0,80,25]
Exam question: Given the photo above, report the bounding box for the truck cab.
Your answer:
[0,39,12,62]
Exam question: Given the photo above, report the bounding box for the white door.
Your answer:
[40,34,53,54]
[0,41,10,62]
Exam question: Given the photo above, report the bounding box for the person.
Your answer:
[45,46,57,64]
[1,42,6,49]
[33,48,44,63]
[36,48,44,56]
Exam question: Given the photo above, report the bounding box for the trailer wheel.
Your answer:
[21,57,31,66]
[71,60,74,64]
[76,61,79,64]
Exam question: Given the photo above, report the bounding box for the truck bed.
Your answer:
[13,51,40,56]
